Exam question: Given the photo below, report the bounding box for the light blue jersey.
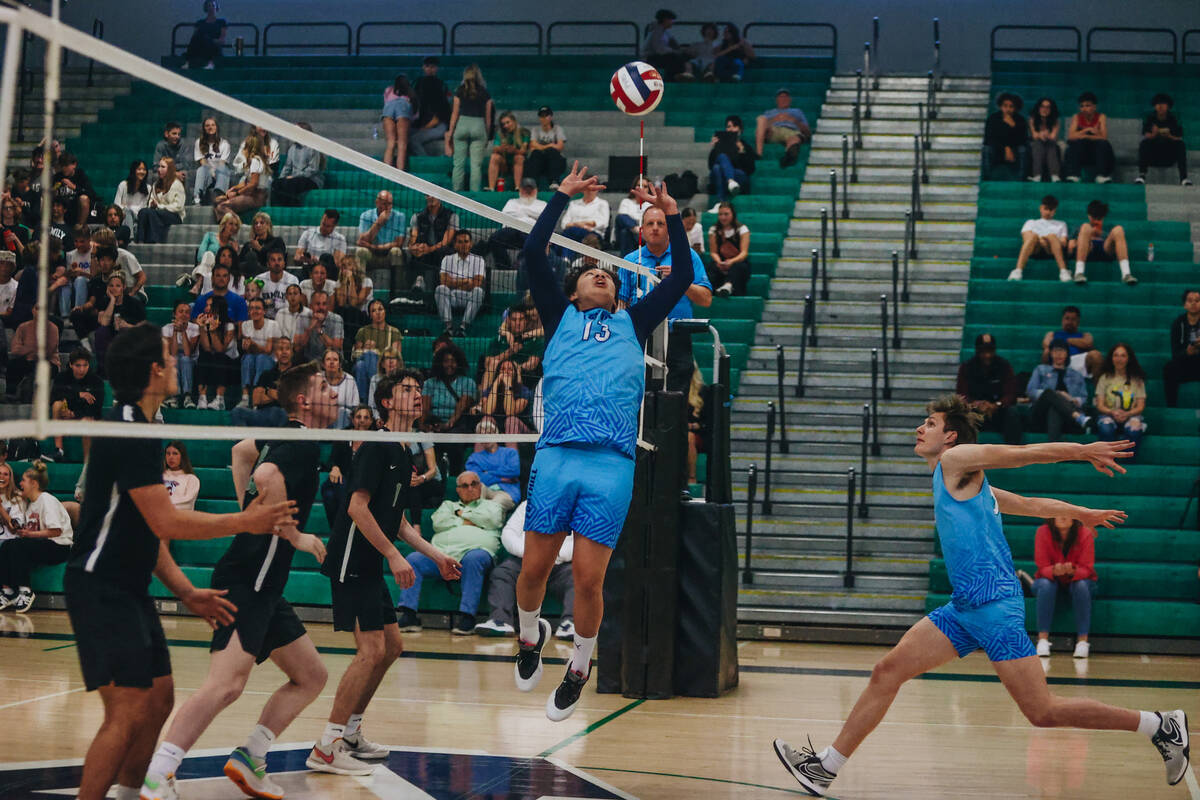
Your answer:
[932,462,1022,610]
[538,304,644,459]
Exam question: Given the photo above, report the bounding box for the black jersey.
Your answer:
[67,404,165,593]
[211,423,320,595]
[322,438,412,584]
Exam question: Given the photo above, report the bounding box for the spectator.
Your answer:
[561,181,610,245]
[686,366,711,484]
[102,204,131,249]
[412,56,451,156]
[333,254,372,343]
[1094,342,1147,458]
[319,403,375,527]
[136,157,186,243]
[300,289,343,363]
[295,208,347,271]
[405,427,445,530]
[299,260,337,304]
[708,115,756,206]
[271,122,324,206]
[255,247,299,319]
[162,300,199,408]
[52,151,98,226]
[366,348,403,421]
[475,359,532,437]
[1033,516,1098,659]
[235,126,281,174]
[474,500,574,638]
[46,196,71,252]
[0,461,72,613]
[195,293,239,410]
[182,0,226,70]
[1064,92,1115,183]
[92,272,146,371]
[91,228,146,300]
[1164,288,1200,407]
[615,177,653,259]
[0,251,16,351]
[525,107,567,190]
[162,441,200,512]
[319,347,357,428]
[1067,199,1135,285]
[193,212,241,290]
[488,111,529,192]
[621,204,713,392]
[230,336,294,428]
[714,24,755,83]
[1137,93,1191,186]
[152,122,187,185]
[421,344,477,432]
[982,93,1028,179]
[381,75,418,169]
[755,89,810,167]
[568,232,604,271]
[191,262,249,323]
[488,177,547,269]
[8,164,39,229]
[706,201,751,297]
[1008,194,1070,281]
[66,245,114,345]
[688,22,721,82]
[643,9,693,82]
[212,134,270,221]
[684,207,704,250]
[355,190,406,277]
[239,211,286,276]
[236,296,279,407]
[113,161,150,233]
[465,420,521,507]
[352,299,402,399]
[956,333,1022,445]
[61,225,94,318]
[1,195,30,260]
[446,63,494,192]
[1026,340,1090,441]
[481,304,544,387]
[2,303,54,394]
[395,469,504,635]
[1041,305,1102,379]
[192,116,231,205]
[0,463,25,573]
[1028,97,1062,182]
[275,284,311,343]
[404,194,459,296]
[48,347,102,460]
[435,230,486,335]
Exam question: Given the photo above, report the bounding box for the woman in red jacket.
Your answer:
[1033,516,1098,659]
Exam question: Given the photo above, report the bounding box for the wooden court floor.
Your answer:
[0,611,1197,799]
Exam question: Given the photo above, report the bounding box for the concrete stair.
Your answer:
[5,68,132,172]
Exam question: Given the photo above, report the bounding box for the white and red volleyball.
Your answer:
[610,61,665,116]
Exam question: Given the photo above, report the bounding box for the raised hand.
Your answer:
[1081,439,1135,477]
[1077,507,1127,529]
[557,161,606,197]
[630,181,679,216]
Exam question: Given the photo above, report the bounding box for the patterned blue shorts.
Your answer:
[524,444,635,549]
[928,595,1036,662]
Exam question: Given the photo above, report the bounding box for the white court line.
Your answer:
[352,766,438,799]
[1184,765,1200,800]
[0,686,82,711]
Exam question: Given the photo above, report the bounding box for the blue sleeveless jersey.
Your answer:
[932,462,1022,609]
[538,304,643,459]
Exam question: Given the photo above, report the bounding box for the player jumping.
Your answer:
[773,394,1190,796]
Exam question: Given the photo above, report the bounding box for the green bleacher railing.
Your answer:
[450,22,543,55]
[263,22,352,56]
[170,22,260,57]
[990,25,1082,63]
[545,22,639,57]
[1086,27,1177,64]
[354,22,446,56]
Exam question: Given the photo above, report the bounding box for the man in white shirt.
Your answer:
[1009,195,1070,281]
[275,284,312,343]
[435,230,487,336]
[488,177,547,269]
[255,248,300,318]
[354,190,407,278]
[295,209,348,270]
[561,182,611,242]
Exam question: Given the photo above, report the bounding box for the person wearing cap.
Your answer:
[1041,305,1102,378]
[486,178,548,271]
[525,107,568,191]
[643,9,694,82]
[488,111,530,192]
[756,89,810,167]
[956,333,1022,445]
[1137,93,1191,186]
[1026,339,1091,441]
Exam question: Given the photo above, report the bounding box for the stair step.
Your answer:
[737,587,928,611]
[738,605,925,627]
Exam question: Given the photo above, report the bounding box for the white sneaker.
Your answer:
[197,394,209,410]
[1007,268,1023,281]
[1151,710,1191,786]
[1050,175,1061,182]
[1073,641,1090,659]
[1036,638,1051,657]
[1058,268,1072,282]
[236,395,251,409]
[1073,271,1088,284]
[1066,176,1081,183]
[1134,175,1147,185]
[514,618,551,692]
[1182,178,1194,187]
[1123,273,1139,285]
[707,203,722,214]
[12,589,34,613]
[140,772,180,800]
[224,747,283,799]
[554,619,575,640]
[473,618,515,637]
[1095,175,1112,184]
[306,739,375,776]
[211,394,226,411]
[716,282,733,297]
[342,731,389,760]
[727,178,740,195]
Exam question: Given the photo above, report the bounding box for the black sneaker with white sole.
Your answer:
[546,665,590,722]
[773,737,835,797]
[1151,709,1190,785]
[514,618,551,692]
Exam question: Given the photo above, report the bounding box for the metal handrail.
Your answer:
[87,18,103,88]
[870,349,882,456]
[1086,27,1177,63]
[890,251,902,347]
[932,18,942,87]
[862,45,873,116]
[990,25,1082,63]
[844,468,857,587]
[263,22,352,55]
[905,208,918,260]
[819,209,830,300]
[880,295,892,400]
[743,22,838,67]
[925,70,938,122]
[858,404,870,518]
[763,402,775,515]
[911,166,924,222]
[870,16,880,87]
[796,294,814,398]
[743,464,757,585]
[546,21,639,55]
[775,344,789,455]
[1185,30,1200,64]
[808,250,819,322]
[355,21,447,55]
[841,136,852,211]
[451,21,544,54]
[829,172,841,255]
[170,22,261,57]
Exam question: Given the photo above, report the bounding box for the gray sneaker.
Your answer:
[1151,710,1190,785]
[773,737,836,797]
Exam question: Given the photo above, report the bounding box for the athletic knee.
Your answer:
[1023,704,1059,728]
[1110,225,1125,238]
[868,657,907,692]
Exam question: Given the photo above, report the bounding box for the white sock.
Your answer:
[1119,258,1131,277]
[147,741,186,777]
[244,724,275,761]
[320,722,345,749]
[1137,710,1161,738]
[1074,261,1085,275]
[818,745,848,775]
[345,713,363,738]
[569,633,597,675]
[518,605,542,645]
[114,785,141,800]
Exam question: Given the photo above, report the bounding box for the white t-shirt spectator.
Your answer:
[617,197,651,222]
[531,124,566,147]
[194,137,232,169]
[687,222,704,250]
[0,277,17,315]
[113,181,149,218]
[357,275,375,313]
[254,270,299,318]
[210,321,240,358]
[161,321,200,353]
[1021,218,1069,239]
[297,227,348,261]
[241,317,281,351]
[0,496,24,540]
[68,247,93,278]
[439,252,487,284]
[234,144,279,177]
[117,247,143,283]
[299,278,338,303]
[275,306,312,342]
[162,469,200,511]
[500,195,547,226]
[563,196,611,236]
[329,373,360,420]
[709,223,751,248]
[191,262,245,296]
[24,491,72,546]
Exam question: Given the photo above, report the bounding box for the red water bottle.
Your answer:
[497,176,505,192]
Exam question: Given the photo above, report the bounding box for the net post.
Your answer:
[34,9,62,437]
[0,20,25,203]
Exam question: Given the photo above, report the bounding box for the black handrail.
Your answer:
[763,402,775,515]
[844,468,857,588]
[547,21,639,55]
[871,17,880,86]
[775,344,789,455]
[263,22,352,55]
[854,70,867,136]
[808,250,819,321]
[905,208,918,260]
[862,44,873,115]
[870,349,881,456]
[743,464,757,585]
[840,138,851,216]
[990,25,1082,63]
[743,22,838,67]
[829,172,841,256]
[1185,30,1200,64]
[925,70,938,121]
[796,294,813,398]
[880,295,892,400]
[707,346,733,505]
[87,18,104,88]
[819,209,830,300]
[932,18,942,87]
[171,22,261,57]
[355,22,447,55]
[858,404,870,518]
[890,252,902,348]
[911,167,924,223]
[451,21,543,54]
[1086,27,1177,64]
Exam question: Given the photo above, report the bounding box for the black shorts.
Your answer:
[330,575,396,632]
[210,584,306,664]
[1084,237,1114,262]
[64,569,171,692]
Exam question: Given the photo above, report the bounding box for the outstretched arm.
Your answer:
[940,439,1133,479]
[992,487,1126,530]
[625,183,694,343]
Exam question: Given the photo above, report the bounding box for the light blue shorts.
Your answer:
[524,444,635,549]
[928,595,1036,662]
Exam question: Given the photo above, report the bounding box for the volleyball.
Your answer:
[610,61,665,116]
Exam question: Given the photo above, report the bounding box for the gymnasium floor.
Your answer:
[0,612,1196,799]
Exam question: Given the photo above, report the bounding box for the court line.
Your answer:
[578,765,816,797]
[0,687,83,711]
[42,643,76,652]
[1185,765,1200,800]
[537,699,645,758]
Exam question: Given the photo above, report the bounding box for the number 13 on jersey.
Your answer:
[581,320,611,343]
